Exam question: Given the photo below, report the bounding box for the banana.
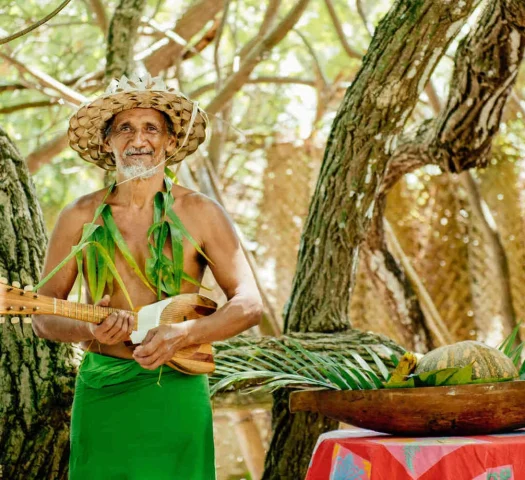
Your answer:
[386,352,418,385]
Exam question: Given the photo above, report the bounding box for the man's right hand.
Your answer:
[88,295,135,345]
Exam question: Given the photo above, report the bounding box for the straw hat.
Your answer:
[68,74,207,170]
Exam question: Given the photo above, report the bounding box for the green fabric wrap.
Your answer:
[69,352,215,479]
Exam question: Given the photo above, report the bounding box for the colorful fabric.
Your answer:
[69,352,215,479]
[306,428,525,480]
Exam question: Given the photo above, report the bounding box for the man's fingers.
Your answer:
[134,336,162,357]
[105,311,126,338]
[136,350,166,370]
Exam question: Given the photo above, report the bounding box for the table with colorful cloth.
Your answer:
[305,427,525,480]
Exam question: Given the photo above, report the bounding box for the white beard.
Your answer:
[119,162,159,180]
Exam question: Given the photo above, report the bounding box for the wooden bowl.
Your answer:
[289,380,525,436]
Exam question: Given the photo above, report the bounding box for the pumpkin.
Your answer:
[414,340,518,381]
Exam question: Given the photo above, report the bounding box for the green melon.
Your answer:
[414,340,518,381]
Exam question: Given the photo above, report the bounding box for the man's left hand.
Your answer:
[132,323,190,370]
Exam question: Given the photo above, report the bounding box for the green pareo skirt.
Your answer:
[69,352,215,480]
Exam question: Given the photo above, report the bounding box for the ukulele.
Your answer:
[0,280,217,375]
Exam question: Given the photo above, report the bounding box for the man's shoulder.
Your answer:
[59,188,109,224]
[172,185,223,215]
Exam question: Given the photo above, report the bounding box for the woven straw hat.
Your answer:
[68,74,207,170]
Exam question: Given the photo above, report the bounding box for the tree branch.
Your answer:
[88,0,109,37]
[237,0,282,60]
[144,0,225,75]
[205,0,311,115]
[0,100,54,114]
[324,0,364,60]
[383,0,525,191]
[26,132,69,174]
[0,53,86,105]
[188,76,316,98]
[0,0,74,45]
[356,0,373,37]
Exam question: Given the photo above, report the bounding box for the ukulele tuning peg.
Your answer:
[0,277,7,285]
[24,285,34,292]
[10,317,20,324]
[12,281,21,289]
[23,317,32,324]
[0,317,5,324]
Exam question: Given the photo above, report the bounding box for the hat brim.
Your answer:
[68,90,207,170]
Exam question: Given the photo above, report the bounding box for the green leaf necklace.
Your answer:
[36,170,211,308]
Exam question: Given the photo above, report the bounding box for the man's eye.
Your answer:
[147,126,158,131]
[120,126,131,131]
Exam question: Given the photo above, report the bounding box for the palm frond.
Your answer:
[210,337,393,396]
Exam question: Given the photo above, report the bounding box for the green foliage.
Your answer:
[385,365,476,388]
[209,338,392,396]
[498,322,525,379]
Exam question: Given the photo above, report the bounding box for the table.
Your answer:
[305,428,525,479]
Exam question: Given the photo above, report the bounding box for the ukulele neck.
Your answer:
[52,299,135,325]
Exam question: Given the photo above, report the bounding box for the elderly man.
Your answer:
[32,75,262,479]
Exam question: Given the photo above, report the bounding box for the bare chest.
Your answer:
[89,207,205,307]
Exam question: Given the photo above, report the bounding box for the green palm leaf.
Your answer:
[210,338,387,396]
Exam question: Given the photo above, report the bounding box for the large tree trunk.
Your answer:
[262,0,476,477]
[0,127,76,479]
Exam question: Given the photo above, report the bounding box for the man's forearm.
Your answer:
[185,294,262,346]
[32,314,94,343]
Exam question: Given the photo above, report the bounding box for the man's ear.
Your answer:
[102,138,112,153]
[166,135,177,155]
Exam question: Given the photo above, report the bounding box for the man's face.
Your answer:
[103,108,175,178]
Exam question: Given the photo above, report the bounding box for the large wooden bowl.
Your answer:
[289,380,525,436]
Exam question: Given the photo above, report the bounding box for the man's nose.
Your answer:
[130,129,147,148]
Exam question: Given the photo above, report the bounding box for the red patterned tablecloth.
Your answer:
[305,428,525,480]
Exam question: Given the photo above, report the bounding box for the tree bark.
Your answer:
[365,0,525,352]
[363,197,433,351]
[263,0,475,477]
[0,127,77,480]
[105,0,147,81]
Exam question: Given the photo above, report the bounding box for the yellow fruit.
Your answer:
[387,352,418,385]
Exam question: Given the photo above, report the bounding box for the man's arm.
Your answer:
[32,202,134,344]
[32,202,95,342]
[133,196,263,369]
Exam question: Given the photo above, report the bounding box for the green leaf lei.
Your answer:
[35,170,210,308]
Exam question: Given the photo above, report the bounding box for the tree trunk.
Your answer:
[105,0,147,81]
[263,0,475,477]
[0,127,77,480]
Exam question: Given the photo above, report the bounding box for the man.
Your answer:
[32,74,263,479]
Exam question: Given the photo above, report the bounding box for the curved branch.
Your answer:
[0,0,74,45]
[324,0,364,60]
